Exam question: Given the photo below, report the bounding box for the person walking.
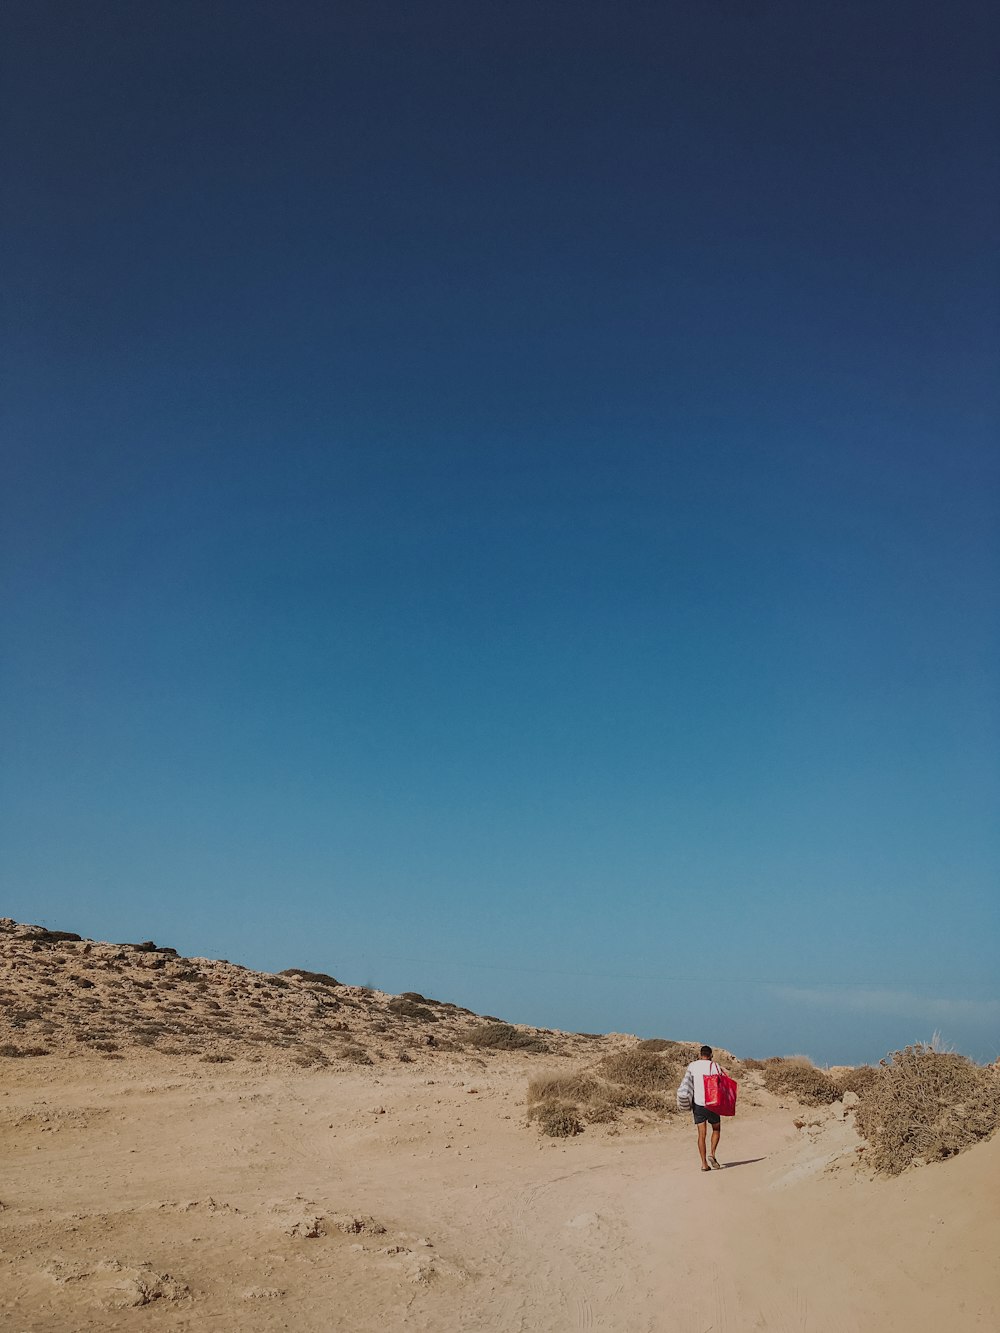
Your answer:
[677,1044,727,1171]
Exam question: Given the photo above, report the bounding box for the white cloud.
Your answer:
[767,985,1000,1026]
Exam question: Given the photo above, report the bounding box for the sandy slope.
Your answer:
[2,1052,998,1333]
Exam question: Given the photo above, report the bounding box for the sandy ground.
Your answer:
[2,1052,998,1333]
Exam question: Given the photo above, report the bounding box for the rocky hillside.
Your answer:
[0,918,609,1067]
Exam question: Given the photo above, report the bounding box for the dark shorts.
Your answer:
[692,1103,721,1127]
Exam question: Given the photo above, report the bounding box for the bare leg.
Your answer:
[711,1126,721,1160]
[697,1121,709,1169]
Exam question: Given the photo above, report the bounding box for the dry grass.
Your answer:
[526,1046,683,1134]
[855,1044,1000,1175]
[527,1072,604,1105]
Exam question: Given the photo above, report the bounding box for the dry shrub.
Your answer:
[467,1024,548,1052]
[0,1044,49,1058]
[529,1101,582,1137]
[610,1087,671,1111]
[525,1048,682,1135]
[387,998,438,1022]
[597,1049,678,1095]
[583,1098,619,1124]
[761,1062,839,1106]
[855,1045,1000,1175]
[832,1065,878,1098]
[280,968,340,988]
[10,1007,43,1024]
[636,1038,699,1061]
[340,1043,373,1065]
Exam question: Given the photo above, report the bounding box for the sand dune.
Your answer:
[1,920,997,1331]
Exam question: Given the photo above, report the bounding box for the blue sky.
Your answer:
[2,1,998,1065]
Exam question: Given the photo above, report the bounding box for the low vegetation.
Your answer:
[279,968,341,988]
[529,1101,582,1137]
[759,1058,841,1106]
[854,1044,1000,1175]
[526,1046,686,1135]
[467,1023,548,1052]
[9,920,996,1183]
[832,1064,878,1098]
[340,1043,374,1065]
[387,998,438,1022]
[636,1038,698,1060]
[597,1049,678,1100]
[5,918,601,1066]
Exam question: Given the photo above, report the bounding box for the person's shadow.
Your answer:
[717,1157,766,1169]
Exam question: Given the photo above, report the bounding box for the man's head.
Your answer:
[700,1045,713,1059]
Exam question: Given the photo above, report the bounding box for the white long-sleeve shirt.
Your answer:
[677,1058,720,1108]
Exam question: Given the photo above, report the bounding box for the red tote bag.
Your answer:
[703,1062,738,1117]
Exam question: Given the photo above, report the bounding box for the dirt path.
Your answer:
[1,1056,997,1331]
